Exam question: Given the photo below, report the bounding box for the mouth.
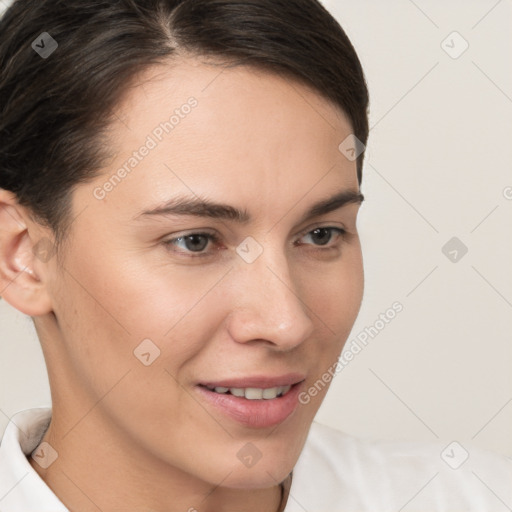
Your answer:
[196,375,306,428]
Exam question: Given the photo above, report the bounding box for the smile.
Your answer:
[196,375,306,428]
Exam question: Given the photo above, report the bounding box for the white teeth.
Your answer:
[262,387,278,399]
[245,388,263,400]
[209,384,293,399]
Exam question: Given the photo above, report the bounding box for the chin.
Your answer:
[218,437,302,489]
[220,462,294,490]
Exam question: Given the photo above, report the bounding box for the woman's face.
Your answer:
[40,58,364,488]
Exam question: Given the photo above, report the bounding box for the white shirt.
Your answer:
[1,408,511,511]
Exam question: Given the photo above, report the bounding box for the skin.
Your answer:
[0,57,364,512]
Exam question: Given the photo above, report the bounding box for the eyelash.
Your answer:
[162,226,347,258]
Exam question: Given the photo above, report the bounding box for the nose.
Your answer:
[225,247,315,351]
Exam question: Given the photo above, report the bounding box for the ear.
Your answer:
[0,189,54,316]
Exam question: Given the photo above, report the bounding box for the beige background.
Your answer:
[1,0,511,456]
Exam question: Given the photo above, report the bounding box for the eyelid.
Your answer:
[161,227,218,243]
[295,225,347,246]
[295,221,347,239]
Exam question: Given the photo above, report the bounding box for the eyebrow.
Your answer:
[134,189,364,224]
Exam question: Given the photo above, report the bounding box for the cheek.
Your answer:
[294,252,363,415]
[300,244,364,333]
[63,242,228,340]
[49,249,218,399]
[49,252,221,436]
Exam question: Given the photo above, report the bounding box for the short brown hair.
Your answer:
[0,0,369,246]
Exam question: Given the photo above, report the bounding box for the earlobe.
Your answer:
[0,190,53,316]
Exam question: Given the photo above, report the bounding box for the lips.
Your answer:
[195,374,306,428]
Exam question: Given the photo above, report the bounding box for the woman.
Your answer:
[0,1,510,510]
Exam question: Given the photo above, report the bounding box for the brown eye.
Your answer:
[309,228,333,245]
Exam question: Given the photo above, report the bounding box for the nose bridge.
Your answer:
[227,240,315,348]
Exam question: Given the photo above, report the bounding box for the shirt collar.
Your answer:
[0,407,68,511]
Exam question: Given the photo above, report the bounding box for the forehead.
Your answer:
[111,57,353,153]
[86,57,358,217]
